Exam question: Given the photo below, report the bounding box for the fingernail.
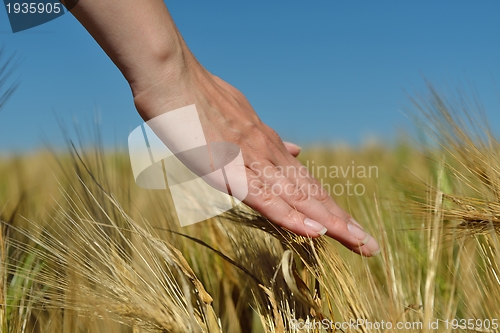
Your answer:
[347,222,371,245]
[365,236,381,256]
[304,218,327,236]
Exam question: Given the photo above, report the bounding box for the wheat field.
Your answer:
[1,84,499,332]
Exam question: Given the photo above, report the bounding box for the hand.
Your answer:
[132,55,380,257]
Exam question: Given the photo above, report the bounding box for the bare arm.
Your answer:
[62,0,188,93]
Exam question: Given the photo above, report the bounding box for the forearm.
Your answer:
[63,0,189,95]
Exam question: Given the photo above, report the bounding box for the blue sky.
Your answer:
[1,1,499,152]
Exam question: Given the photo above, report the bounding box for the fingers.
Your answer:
[245,161,380,256]
[289,164,380,255]
[245,171,327,237]
[257,132,380,255]
[285,161,380,256]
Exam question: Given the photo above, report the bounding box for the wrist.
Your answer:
[127,33,187,96]
[131,42,209,121]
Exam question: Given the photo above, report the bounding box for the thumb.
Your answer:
[283,141,301,157]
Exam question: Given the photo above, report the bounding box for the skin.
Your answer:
[62,0,380,256]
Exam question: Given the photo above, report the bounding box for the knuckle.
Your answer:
[245,120,259,133]
[328,213,345,228]
[315,186,330,202]
[228,120,260,145]
[252,181,275,204]
[289,185,309,203]
[284,208,302,226]
[261,189,275,204]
